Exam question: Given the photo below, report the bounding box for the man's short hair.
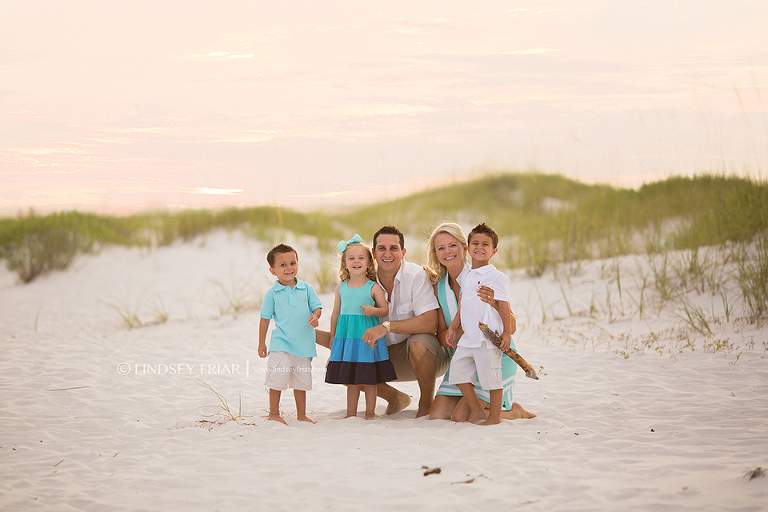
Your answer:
[267,243,298,267]
[467,223,499,248]
[372,225,405,250]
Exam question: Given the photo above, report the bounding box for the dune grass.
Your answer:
[1,173,766,326]
[335,173,768,270]
[3,172,766,361]
[174,379,256,430]
[0,206,342,283]
[0,211,120,283]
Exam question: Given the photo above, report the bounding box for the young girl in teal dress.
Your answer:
[325,235,397,419]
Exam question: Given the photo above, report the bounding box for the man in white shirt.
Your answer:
[363,226,451,417]
[316,226,451,417]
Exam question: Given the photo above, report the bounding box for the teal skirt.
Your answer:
[325,315,397,385]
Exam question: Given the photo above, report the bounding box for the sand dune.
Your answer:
[1,231,766,511]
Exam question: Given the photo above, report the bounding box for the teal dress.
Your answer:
[435,268,518,409]
[325,281,397,385]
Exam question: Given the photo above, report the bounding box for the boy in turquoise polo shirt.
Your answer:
[259,244,323,424]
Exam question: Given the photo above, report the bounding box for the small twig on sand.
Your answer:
[451,474,490,485]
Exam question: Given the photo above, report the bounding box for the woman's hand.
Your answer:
[446,326,457,347]
[478,285,497,307]
[500,333,511,352]
[478,286,517,334]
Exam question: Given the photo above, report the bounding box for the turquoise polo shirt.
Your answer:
[260,278,322,358]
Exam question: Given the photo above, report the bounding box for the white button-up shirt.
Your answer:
[378,260,439,346]
[457,264,509,348]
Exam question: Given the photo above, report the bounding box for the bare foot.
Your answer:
[344,413,357,419]
[466,409,486,424]
[415,406,431,418]
[479,416,501,426]
[364,414,376,420]
[267,414,287,425]
[385,391,411,415]
[415,395,433,418]
[297,415,316,424]
[500,402,537,420]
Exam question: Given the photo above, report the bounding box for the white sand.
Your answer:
[1,230,767,511]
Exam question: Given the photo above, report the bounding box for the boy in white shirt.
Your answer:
[446,223,512,425]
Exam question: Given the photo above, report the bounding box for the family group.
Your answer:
[257,223,536,425]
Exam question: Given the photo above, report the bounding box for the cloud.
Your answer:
[181,187,244,196]
[86,137,135,144]
[0,166,72,175]
[384,27,433,36]
[434,47,560,57]
[499,47,560,55]
[334,102,440,117]
[115,127,172,135]
[213,130,284,143]
[1,145,88,156]
[187,50,256,60]
[292,190,356,199]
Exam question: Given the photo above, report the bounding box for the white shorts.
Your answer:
[264,351,312,391]
[448,344,502,390]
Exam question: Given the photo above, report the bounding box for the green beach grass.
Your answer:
[337,172,768,269]
[2,172,766,327]
[0,206,342,283]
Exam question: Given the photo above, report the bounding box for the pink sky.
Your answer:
[2,1,767,214]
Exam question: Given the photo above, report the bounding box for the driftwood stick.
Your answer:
[478,322,539,380]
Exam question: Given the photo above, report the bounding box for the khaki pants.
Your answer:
[386,333,452,382]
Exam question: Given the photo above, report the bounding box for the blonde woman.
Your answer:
[425,222,536,421]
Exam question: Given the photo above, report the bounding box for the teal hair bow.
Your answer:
[337,234,364,252]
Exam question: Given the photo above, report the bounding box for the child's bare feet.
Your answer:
[479,416,501,426]
[467,409,486,424]
[297,415,316,424]
[344,413,357,419]
[364,413,376,420]
[267,414,287,425]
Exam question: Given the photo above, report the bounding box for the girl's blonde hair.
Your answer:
[424,222,468,285]
[339,242,377,282]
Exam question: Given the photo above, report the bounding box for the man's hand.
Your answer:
[362,324,387,350]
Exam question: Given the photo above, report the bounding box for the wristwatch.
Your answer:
[382,321,391,333]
